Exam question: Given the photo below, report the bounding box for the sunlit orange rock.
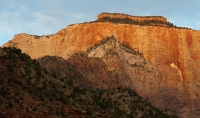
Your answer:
[3,13,200,117]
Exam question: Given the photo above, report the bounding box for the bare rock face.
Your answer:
[3,13,200,117]
[86,37,188,116]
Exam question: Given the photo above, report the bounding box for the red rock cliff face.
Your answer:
[3,13,200,117]
[8,22,199,83]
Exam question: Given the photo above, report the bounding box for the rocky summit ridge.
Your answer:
[97,12,167,22]
[2,13,200,117]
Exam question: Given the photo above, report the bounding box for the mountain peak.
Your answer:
[2,12,200,117]
[97,12,167,24]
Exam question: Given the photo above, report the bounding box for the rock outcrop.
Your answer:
[3,13,200,117]
[86,36,194,117]
[97,12,167,23]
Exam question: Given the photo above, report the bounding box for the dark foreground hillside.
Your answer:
[0,47,176,118]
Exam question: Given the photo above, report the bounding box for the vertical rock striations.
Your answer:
[3,13,200,117]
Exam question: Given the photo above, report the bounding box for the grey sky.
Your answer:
[0,0,200,46]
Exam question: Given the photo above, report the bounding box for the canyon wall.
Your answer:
[3,13,200,117]
[4,21,200,83]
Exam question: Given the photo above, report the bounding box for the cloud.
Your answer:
[0,7,88,42]
[0,11,23,32]
[32,12,58,24]
[26,12,60,34]
[198,15,200,29]
[167,15,196,29]
[18,5,27,11]
[197,22,200,29]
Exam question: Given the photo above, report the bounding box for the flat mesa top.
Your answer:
[97,12,167,22]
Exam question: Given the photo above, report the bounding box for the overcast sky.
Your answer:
[0,0,200,46]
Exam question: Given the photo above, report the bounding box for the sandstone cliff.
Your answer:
[3,13,200,117]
